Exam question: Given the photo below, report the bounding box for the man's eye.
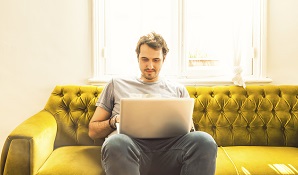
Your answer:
[153,59,160,62]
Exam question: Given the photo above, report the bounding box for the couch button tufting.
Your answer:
[246,125,250,129]
[77,93,81,97]
[238,110,241,113]
[212,126,216,129]
[281,127,285,131]
[64,107,69,112]
[94,93,98,97]
[263,125,267,129]
[73,124,78,130]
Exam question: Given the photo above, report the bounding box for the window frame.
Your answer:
[89,0,271,86]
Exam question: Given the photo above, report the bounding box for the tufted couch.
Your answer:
[1,85,298,175]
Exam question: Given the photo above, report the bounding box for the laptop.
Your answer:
[118,98,194,139]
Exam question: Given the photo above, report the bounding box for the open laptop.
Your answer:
[118,98,194,139]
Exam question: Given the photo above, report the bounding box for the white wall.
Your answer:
[267,0,298,84]
[0,0,92,149]
[1,0,298,151]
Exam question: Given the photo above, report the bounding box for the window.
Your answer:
[90,0,270,85]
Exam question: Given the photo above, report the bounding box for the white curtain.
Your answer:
[231,1,250,88]
[232,31,246,88]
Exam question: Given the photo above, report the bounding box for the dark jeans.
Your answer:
[101,131,217,175]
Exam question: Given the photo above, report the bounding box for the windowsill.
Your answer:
[88,76,272,86]
[173,77,272,86]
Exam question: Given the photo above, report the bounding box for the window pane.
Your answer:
[185,0,253,77]
[105,0,178,76]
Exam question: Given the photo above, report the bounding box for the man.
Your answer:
[88,32,217,175]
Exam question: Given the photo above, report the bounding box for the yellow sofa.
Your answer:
[1,85,298,175]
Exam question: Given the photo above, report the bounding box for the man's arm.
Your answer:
[88,106,116,139]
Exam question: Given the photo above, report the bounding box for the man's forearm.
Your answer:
[89,119,115,139]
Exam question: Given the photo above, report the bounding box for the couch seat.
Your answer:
[36,146,298,175]
[36,146,104,175]
[216,146,298,175]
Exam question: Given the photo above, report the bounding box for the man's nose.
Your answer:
[147,61,154,69]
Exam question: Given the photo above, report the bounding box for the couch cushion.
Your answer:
[218,146,298,175]
[36,146,104,175]
[21,144,298,175]
[215,147,240,175]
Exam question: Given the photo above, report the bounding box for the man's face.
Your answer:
[138,44,164,82]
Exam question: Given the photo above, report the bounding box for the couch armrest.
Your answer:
[1,110,57,175]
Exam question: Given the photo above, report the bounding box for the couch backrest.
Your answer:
[44,85,104,148]
[44,85,298,148]
[187,85,298,147]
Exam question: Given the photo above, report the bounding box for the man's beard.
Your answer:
[142,69,158,80]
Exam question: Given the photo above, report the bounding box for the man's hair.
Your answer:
[135,32,169,60]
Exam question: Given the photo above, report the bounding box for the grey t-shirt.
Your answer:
[96,76,190,118]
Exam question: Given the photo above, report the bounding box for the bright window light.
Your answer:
[90,0,268,85]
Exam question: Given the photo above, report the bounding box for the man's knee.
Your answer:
[188,131,217,153]
[103,134,132,151]
[101,134,140,158]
